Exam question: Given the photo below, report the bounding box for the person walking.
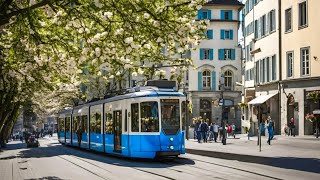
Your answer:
[213,122,219,142]
[196,120,202,143]
[289,118,295,137]
[267,119,274,145]
[200,120,209,143]
[209,123,214,141]
[231,123,236,138]
[195,120,201,141]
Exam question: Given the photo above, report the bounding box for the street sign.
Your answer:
[219,99,224,106]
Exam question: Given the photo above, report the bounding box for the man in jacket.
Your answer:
[200,120,209,143]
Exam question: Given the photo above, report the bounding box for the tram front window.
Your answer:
[161,99,180,135]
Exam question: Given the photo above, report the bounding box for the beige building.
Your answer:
[280,0,320,135]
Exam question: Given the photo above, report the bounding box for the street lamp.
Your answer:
[219,74,226,145]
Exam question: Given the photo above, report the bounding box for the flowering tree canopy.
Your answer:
[0,0,207,143]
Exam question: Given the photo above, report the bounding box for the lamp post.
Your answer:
[219,74,226,145]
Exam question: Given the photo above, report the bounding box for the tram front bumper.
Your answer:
[156,151,180,157]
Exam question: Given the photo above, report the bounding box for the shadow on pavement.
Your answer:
[25,176,65,180]
[16,141,195,169]
[186,149,320,174]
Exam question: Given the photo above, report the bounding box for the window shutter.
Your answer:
[209,49,214,60]
[197,10,202,20]
[220,10,225,20]
[208,10,212,20]
[208,30,213,39]
[220,30,225,39]
[229,10,233,20]
[219,49,224,60]
[198,72,202,91]
[212,71,216,91]
[230,30,234,40]
[200,49,203,60]
[231,49,236,60]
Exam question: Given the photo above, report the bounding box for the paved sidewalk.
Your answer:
[185,134,320,173]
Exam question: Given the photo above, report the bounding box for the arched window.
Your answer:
[224,70,233,88]
[202,70,211,88]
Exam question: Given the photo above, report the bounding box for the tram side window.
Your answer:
[105,112,113,134]
[182,101,186,130]
[58,118,64,132]
[140,101,159,132]
[65,117,71,132]
[81,115,88,133]
[90,112,102,134]
[131,103,139,132]
[73,116,81,133]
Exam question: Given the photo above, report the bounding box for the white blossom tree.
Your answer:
[0,0,208,145]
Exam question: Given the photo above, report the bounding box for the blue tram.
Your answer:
[57,80,186,158]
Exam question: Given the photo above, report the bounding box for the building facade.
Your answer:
[280,0,320,136]
[188,0,243,128]
[242,0,281,135]
[242,0,320,136]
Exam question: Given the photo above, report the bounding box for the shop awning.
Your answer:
[248,93,278,105]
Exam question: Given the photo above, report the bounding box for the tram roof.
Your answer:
[58,86,185,115]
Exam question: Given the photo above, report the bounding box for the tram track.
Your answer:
[40,140,284,180]
[174,157,284,180]
[44,142,175,180]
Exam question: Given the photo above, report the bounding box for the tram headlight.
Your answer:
[170,137,174,141]
[170,146,174,150]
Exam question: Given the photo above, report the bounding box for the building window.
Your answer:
[203,49,210,59]
[287,51,294,77]
[299,1,307,28]
[224,49,232,60]
[224,70,233,88]
[254,20,258,39]
[261,15,266,36]
[255,61,259,84]
[272,55,277,80]
[269,9,276,32]
[266,57,270,82]
[301,47,310,76]
[202,70,211,89]
[285,8,292,32]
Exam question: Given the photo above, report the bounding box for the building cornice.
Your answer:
[281,76,320,83]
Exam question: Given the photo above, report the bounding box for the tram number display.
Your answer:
[161,99,179,103]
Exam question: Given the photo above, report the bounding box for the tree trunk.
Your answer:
[0,102,20,147]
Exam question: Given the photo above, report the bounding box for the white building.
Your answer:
[243,0,280,135]
[188,0,243,128]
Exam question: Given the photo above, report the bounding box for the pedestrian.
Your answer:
[231,123,236,138]
[196,120,201,143]
[226,123,232,138]
[209,123,214,141]
[200,120,209,143]
[267,119,274,145]
[194,119,200,140]
[284,124,289,136]
[213,122,219,142]
[289,118,295,137]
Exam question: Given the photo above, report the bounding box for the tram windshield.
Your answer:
[161,99,180,135]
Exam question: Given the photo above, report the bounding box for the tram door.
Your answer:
[113,110,122,152]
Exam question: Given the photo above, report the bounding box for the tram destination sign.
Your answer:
[161,99,179,103]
